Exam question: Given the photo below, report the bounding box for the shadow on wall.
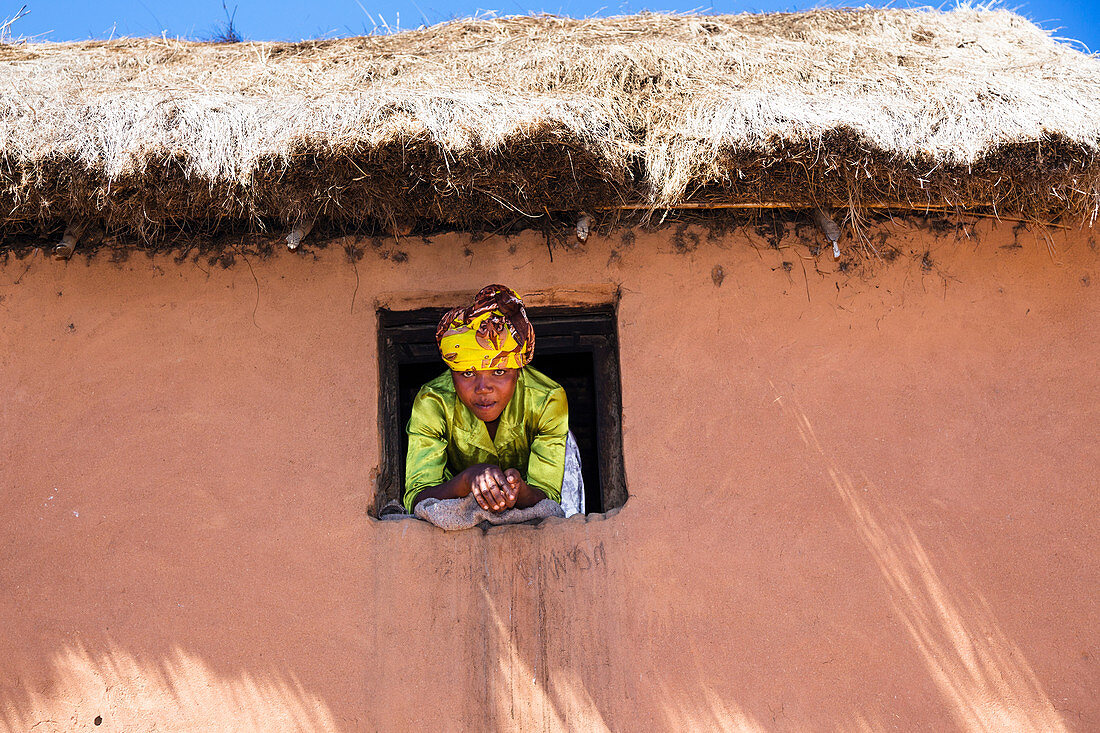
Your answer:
[460,386,1074,731]
[1,400,1072,731]
[0,640,337,733]
[478,582,767,731]
[0,404,1081,727]
[774,385,1068,733]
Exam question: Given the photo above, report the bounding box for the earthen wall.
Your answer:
[1,220,1096,731]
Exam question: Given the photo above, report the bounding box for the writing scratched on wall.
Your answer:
[537,541,607,581]
[434,540,609,584]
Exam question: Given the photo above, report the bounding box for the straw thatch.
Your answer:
[0,7,1098,239]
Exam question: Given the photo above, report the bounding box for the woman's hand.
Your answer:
[502,469,525,507]
[411,465,538,513]
[466,464,516,513]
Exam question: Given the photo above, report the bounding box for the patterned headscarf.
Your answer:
[436,285,535,371]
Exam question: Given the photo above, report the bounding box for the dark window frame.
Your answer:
[375,304,627,517]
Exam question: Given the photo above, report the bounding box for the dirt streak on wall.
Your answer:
[0,220,1096,731]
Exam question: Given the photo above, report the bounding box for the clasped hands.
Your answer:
[462,463,525,513]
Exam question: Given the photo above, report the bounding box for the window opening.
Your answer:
[376,305,627,517]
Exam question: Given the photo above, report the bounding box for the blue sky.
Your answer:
[7,0,1098,53]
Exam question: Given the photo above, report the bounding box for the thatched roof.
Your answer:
[1,7,1098,239]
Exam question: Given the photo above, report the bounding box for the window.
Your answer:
[375,304,627,516]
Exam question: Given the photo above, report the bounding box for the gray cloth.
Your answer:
[411,494,564,531]
[560,431,585,517]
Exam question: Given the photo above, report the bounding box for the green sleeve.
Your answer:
[525,387,568,503]
[403,389,451,512]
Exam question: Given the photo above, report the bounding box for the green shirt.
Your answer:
[404,366,569,511]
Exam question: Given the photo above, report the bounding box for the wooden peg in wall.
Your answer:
[575,212,591,244]
[813,208,841,259]
[53,223,87,260]
[286,216,316,250]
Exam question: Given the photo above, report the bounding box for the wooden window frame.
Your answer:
[375,304,627,517]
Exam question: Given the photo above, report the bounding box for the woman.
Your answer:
[403,284,578,515]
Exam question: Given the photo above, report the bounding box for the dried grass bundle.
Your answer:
[0,7,1097,237]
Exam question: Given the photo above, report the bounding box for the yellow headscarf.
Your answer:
[436,285,535,371]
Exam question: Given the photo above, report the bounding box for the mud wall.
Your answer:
[1,219,1097,731]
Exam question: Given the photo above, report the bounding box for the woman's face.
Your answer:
[452,367,519,424]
